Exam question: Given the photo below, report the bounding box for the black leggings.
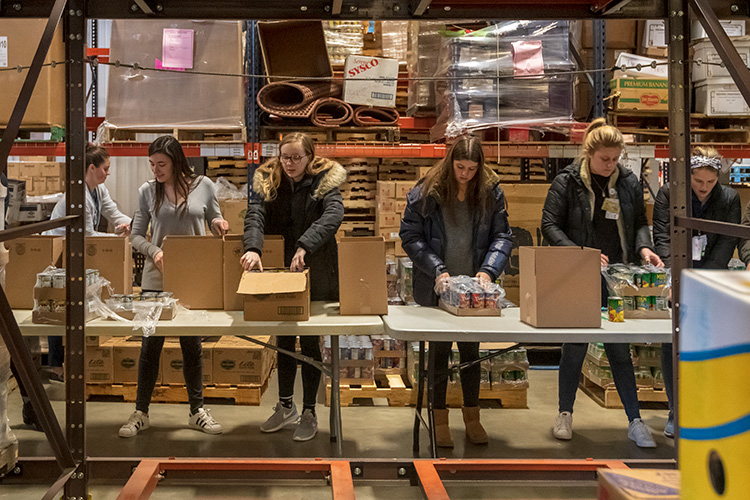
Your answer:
[276,335,321,408]
[432,341,481,410]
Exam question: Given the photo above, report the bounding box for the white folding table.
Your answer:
[15,302,384,457]
[382,305,673,457]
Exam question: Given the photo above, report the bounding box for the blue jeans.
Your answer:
[558,342,641,422]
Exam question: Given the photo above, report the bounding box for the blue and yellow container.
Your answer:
[680,270,750,500]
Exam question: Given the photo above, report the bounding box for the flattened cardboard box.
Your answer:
[237,268,310,321]
[519,246,601,328]
[6,236,63,309]
[223,235,285,311]
[163,235,224,309]
[338,237,388,315]
[212,336,273,385]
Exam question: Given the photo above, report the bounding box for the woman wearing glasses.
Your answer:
[241,132,346,442]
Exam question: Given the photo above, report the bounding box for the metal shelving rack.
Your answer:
[1,1,750,499]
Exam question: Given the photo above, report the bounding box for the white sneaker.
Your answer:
[553,411,573,440]
[119,410,149,438]
[293,409,318,442]
[189,408,223,435]
[628,418,656,448]
[260,402,299,433]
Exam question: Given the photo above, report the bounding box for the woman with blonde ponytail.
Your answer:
[542,118,662,448]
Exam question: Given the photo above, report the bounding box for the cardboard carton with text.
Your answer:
[237,269,310,321]
[5,235,63,308]
[85,236,133,296]
[519,246,601,328]
[212,336,273,385]
[223,235,285,311]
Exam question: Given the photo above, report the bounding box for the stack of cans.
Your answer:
[440,276,505,310]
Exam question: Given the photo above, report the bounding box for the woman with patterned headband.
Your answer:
[652,145,742,439]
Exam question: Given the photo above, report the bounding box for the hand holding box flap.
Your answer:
[237,269,308,295]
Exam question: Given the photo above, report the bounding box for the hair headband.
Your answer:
[691,155,721,171]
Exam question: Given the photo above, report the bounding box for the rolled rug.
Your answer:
[257,81,341,118]
[310,98,354,128]
[352,106,400,127]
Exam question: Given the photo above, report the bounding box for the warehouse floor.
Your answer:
[2,369,674,499]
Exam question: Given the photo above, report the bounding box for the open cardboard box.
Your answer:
[237,268,310,321]
[223,235,285,311]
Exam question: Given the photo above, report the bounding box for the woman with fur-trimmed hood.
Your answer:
[400,135,512,448]
[241,132,345,442]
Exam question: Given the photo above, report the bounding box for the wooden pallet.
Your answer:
[101,127,246,143]
[260,126,400,143]
[86,378,270,406]
[326,374,413,407]
[444,385,528,409]
[580,373,668,409]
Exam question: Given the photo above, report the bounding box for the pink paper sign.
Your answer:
[155,58,186,72]
[162,29,194,69]
[511,40,544,79]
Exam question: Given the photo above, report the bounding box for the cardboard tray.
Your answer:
[439,299,502,317]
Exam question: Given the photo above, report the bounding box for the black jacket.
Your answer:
[243,158,346,301]
[541,161,653,263]
[653,183,741,269]
[399,168,513,307]
[741,200,750,266]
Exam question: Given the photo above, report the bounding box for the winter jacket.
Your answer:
[243,157,346,301]
[653,183,741,269]
[741,200,750,267]
[399,167,513,307]
[541,160,653,263]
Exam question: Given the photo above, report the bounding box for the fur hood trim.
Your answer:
[252,157,347,201]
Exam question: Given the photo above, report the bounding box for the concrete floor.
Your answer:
[1,369,674,499]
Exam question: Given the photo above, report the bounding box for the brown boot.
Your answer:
[462,406,488,444]
[433,408,454,448]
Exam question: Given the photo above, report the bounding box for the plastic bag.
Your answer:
[214,177,246,201]
[0,338,18,451]
[438,275,506,310]
[602,263,671,297]
[728,258,746,271]
[32,266,116,324]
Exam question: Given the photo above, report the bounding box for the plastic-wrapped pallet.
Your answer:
[406,21,445,116]
[0,338,18,460]
[381,21,409,63]
[430,21,575,141]
[323,21,364,66]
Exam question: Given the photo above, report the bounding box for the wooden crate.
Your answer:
[86,377,270,406]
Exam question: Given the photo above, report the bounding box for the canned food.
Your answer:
[655,296,669,311]
[640,272,652,288]
[37,274,53,288]
[652,272,667,288]
[635,296,650,311]
[471,291,485,309]
[53,273,66,289]
[623,296,636,310]
[458,290,471,309]
[648,296,657,310]
[608,296,624,322]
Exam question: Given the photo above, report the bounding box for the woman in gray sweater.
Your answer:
[119,136,228,438]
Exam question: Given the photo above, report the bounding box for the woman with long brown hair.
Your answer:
[242,132,345,442]
[400,135,512,448]
[119,135,228,438]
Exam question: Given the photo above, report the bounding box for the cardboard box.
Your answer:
[84,236,133,296]
[378,198,395,212]
[112,337,149,384]
[597,469,680,500]
[680,271,750,499]
[7,179,25,202]
[343,55,399,107]
[692,38,750,82]
[610,78,669,112]
[86,335,114,347]
[0,20,65,126]
[692,19,745,40]
[395,199,407,213]
[636,20,668,57]
[376,211,399,228]
[212,336,272,385]
[86,340,115,384]
[201,340,215,384]
[579,20,637,49]
[40,162,64,177]
[695,78,750,116]
[258,21,332,83]
[219,198,247,235]
[163,235,224,309]
[6,163,20,179]
[338,237,388,315]
[376,180,396,199]
[377,226,401,242]
[395,181,416,199]
[46,176,63,194]
[222,234,285,311]
[519,246,601,328]
[237,269,310,321]
[18,163,43,178]
[6,236,63,309]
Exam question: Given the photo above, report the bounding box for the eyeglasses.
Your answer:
[279,154,308,164]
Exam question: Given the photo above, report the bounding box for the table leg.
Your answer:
[427,343,437,458]
[330,335,343,457]
[413,341,426,453]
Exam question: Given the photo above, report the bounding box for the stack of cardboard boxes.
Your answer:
[375,180,415,258]
[7,160,65,196]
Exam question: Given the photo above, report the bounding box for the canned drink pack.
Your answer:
[470,288,485,309]
[608,296,624,322]
[652,272,667,288]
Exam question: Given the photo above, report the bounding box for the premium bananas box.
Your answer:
[680,270,750,500]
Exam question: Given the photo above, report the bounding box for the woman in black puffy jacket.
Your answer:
[542,118,663,449]
[400,135,512,448]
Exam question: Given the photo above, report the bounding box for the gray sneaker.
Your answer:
[293,409,318,442]
[260,402,298,433]
[628,418,657,448]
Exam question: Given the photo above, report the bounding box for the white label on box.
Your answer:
[228,144,245,157]
[200,145,216,157]
[710,90,750,115]
[0,37,7,68]
[261,143,279,157]
[645,20,666,48]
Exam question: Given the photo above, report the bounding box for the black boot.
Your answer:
[22,401,43,432]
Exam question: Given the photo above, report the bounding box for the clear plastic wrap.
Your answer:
[430,21,575,140]
[407,21,445,115]
[322,335,374,381]
[0,338,17,455]
[105,20,245,131]
[214,176,246,201]
[437,275,505,311]
[398,257,415,305]
[106,292,183,336]
[603,264,671,319]
[381,21,409,63]
[32,266,112,325]
[323,21,364,66]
